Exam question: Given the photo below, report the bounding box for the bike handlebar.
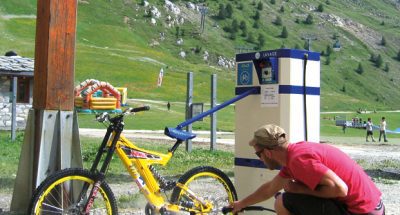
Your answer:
[221,206,275,214]
[95,106,150,123]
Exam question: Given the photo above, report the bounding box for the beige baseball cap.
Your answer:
[249,124,287,148]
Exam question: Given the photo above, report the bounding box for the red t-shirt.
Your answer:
[279,142,381,214]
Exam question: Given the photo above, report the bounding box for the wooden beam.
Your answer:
[33,0,77,110]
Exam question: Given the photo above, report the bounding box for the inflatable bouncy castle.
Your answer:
[74,79,123,113]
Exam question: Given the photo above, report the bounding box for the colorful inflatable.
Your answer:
[74,79,123,113]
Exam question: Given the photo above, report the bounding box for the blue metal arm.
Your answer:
[176,87,257,129]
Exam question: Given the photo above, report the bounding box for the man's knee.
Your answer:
[274,193,291,215]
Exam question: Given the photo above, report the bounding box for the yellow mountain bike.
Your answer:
[29,106,237,214]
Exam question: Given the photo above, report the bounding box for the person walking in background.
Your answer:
[379,117,388,142]
[167,101,171,111]
[366,118,375,142]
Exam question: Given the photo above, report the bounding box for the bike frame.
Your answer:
[86,114,199,213]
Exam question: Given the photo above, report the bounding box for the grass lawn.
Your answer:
[2,107,400,194]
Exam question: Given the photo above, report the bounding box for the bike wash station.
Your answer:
[234,49,320,213]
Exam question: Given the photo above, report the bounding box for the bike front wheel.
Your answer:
[29,168,117,215]
[170,166,237,214]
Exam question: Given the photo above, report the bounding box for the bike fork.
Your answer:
[83,180,102,214]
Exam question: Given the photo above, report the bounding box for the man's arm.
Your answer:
[231,175,289,212]
[284,169,348,198]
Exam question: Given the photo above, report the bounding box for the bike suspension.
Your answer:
[149,165,176,191]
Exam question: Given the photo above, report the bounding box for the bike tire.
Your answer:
[29,168,118,215]
[170,166,237,214]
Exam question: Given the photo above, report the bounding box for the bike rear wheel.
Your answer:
[170,166,237,214]
[29,168,117,215]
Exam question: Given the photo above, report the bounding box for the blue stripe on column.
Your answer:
[235,157,266,169]
[235,86,261,95]
[235,157,282,170]
[235,86,320,95]
[279,85,320,95]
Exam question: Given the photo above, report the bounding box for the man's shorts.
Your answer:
[282,193,385,215]
[282,192,348,215]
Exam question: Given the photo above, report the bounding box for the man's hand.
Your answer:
[229,201,244,213]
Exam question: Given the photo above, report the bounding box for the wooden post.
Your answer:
[11,1,82,212]
[33,0,77,110]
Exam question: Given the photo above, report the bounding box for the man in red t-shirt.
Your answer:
[230,124,384,215]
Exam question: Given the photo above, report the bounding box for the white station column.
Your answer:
[234,49,320,213]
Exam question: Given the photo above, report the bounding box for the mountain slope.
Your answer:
[0,0,399,111]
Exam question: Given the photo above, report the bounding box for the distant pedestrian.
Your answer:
[379,117,388,142]
[167,101,171,111]
[366,118,375,142]
[342,123,347,134]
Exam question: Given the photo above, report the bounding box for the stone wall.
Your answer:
[0,78,31,130]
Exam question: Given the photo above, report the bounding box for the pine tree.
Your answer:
[258,34,266,48]
[281,26,288,38]
[325,56,331,65]
[303,40,309,50]
[274,16,282,26]
[239,21,247,30]
[231,19,239,33]
[332,32,339,40]
[247,32,255,43]
[254,10,260,20]
[326,45,332,56]
[370,53,377,63]
[279,6,285,13]
[218,4,227,19]
[381,36,386,46]
[356,63,364,74]
[240,21,247,37]
[384,63,389,72]
[226,3,233,18]
[175,26,180,38]
[305,14,314,24]
[229,32,236,40]
[317,4,324,12]
[253,21,260,29]
[376,55,383,68]
[397,49,400,61]
[257,1,263,10]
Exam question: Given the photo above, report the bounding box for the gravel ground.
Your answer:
[1,135,399,214]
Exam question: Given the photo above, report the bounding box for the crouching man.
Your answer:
[230,124,384,215]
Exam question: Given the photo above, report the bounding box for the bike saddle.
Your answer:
[164,127,196,141]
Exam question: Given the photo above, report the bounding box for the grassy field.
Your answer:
[2,108,400,189]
